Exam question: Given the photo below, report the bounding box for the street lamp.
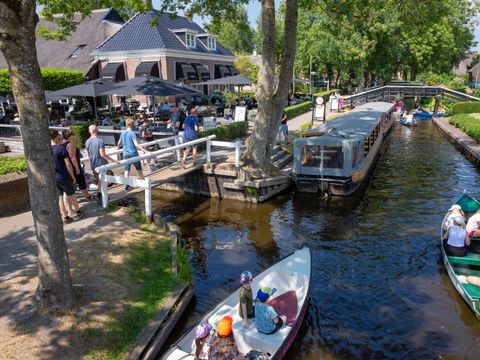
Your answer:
[310,71,316,100]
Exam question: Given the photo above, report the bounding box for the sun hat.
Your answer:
[240,271,253,285]
[453,216,464,225]
[195,323,212,339]
[449,204,462,211]
[256,287,277,302]
[217,316,233,337]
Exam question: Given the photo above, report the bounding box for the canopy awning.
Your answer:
[196,74,253,86]
[192,63,210,81]
[214,64,231,79]
[175,62,199,81]
[101,62,126,82]
[101,76,201,97]
[135,61,160,78]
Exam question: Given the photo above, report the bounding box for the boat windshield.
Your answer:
[302,145,344,169]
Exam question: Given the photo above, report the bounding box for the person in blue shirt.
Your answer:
[117,118,150,190]
[254,287,286,334]
[181,108,199,168]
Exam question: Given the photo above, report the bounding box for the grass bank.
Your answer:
[0,155,26,175]
[449,113,480,143]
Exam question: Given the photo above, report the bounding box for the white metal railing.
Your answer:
[212,140,243,168]
[95,135,217,222]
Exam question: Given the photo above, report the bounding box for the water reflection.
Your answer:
[154,121,480,359]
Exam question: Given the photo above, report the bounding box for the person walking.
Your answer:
[61,129,92,201]
[181,108,199,168]
[277,110,289,145]
[85,124,119,201]
[117,118,150,190]
[50,129,85,223]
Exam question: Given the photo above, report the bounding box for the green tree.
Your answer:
[205,6,254,54]
[234,54,259,82]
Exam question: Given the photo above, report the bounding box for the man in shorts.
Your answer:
[277,110,289,145]
[50,129,85,223]
[181,108,199,168]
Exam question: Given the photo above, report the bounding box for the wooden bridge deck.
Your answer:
[108,161,204,203]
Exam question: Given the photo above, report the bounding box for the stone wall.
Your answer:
[0,172,30,216]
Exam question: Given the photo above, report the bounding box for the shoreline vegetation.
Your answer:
[0,206,191,360]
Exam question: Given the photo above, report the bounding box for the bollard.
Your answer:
[145,177,152,224]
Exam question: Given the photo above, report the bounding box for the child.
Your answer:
[191,323,213,360]
[209,316,241,360]
[445,204,465,229]
[254,287,286,335]
[239,271,254,328]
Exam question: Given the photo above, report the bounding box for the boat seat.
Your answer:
[448,253,480,266]
[463,284,480,299]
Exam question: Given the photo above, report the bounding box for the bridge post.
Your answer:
[235,139,241,168]
[433,95,441,115]
[100,170,108,209]
[145,177,152,224]
[174,136,181,162]
[206,138,211,164]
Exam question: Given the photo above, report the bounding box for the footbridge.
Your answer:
[341,84,480,109]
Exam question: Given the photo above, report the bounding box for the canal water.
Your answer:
[154,120,480,359]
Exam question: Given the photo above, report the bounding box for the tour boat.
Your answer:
[399,114,418,127]
[293,102,395,195]
[441,193,480,320]
[161,247,312,359]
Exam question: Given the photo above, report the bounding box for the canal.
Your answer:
[155,120,480,359]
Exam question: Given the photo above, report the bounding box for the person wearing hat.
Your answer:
[191,323,213,359]
[443,215,470,257]
[209,316,242,360]
[254,287,286,335]
[239,270,254,328]
[445,204,465,229]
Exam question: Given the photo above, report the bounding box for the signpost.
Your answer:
[234,106,247,122]
[312,96,326,124]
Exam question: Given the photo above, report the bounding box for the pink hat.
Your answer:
[195,323,212,339]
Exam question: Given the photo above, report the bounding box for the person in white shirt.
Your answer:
[445,204,465,229]
[443,216,469,257]
[466,210,480,238]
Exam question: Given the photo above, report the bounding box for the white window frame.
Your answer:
[186,32,196,48]
[207,37,216,50]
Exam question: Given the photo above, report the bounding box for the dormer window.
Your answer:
[69,45,86,58]
[207,37,216,50]
[186,33,196,48]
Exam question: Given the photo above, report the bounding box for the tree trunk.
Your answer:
[410,64,416,81]
[242,0,298,172]
[0,1,74,312]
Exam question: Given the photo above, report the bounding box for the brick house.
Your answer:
[92,10,237,99]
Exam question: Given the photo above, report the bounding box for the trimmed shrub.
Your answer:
[70,124,91,148]
[449,114,480,143]
[198,121,248,141]
[0,156,27,175]
[284,101,313,119]
[0,68,85,96]
[451,102,480,115]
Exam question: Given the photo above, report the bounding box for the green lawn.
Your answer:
[0,155,27,175]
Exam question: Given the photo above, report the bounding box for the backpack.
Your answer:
[245,350,270,360]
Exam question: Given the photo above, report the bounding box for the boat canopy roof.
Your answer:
[306,102,394,139]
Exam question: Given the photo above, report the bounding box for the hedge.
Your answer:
[198,121,248,141]
[0,68,85,96]
[284,101,313,119]
[0,156,27,175]
[70,124,91,148]
[451,102,480,115]
[449,114,480,143]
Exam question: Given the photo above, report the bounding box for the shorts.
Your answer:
[279,124,288,134]
[57,179,76,196]
[184,136,197,149]
[93,169,113,185]
[75,171,87,190]
[469,230,477,238]
[123,154,142,172]
[259,316,284,335]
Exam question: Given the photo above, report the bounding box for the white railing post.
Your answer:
[100,170,108,208]
[235,139,241,168]
[145,177,152,224]
[174,136,181,162]
[206,137,211,164]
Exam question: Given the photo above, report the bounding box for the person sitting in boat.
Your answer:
[458,275,480,287]
[191,323,213,360]
[209,316,242,360]
[239,271,255,328]
[443,216,470,257]
[254,287,287,335]
[466,210,480,239]
[445,204,465,229]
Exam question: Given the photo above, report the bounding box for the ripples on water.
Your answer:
[155,121,480,359]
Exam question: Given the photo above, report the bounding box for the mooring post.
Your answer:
[100,170,108,208]
[235,139,241,168]
[145,177,152,224]
[174,136,181,161]
[206,138,211,164]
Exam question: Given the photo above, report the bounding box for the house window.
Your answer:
[207,37,216,50]
[186,33,196,48]
[69,45,86,58]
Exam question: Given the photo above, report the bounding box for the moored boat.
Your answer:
[293,102,395,195]
[399,114,418,126]
[414,109,433,120]
[161,247,312,359]
[441,193,480,320]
